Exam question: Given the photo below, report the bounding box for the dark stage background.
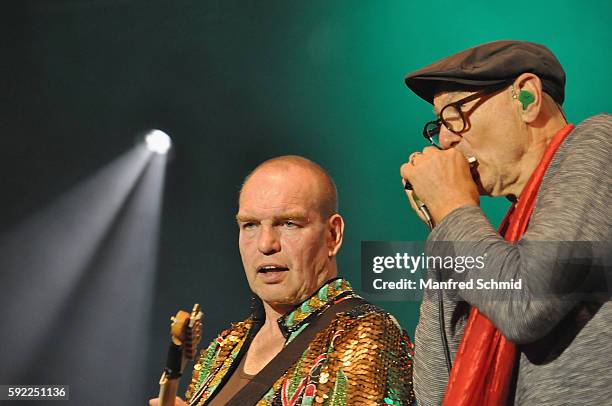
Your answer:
[1,1,609,404]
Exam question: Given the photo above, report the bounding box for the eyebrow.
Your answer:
[433,94,452,116]
[235,212,310,223]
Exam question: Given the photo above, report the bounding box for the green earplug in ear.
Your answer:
[519,90,535,110]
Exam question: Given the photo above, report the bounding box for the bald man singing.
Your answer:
[150,156,414,406]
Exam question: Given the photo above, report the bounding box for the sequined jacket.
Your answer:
[185,278,414,405]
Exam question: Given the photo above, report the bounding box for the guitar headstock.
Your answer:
[185,303,203,360]
[167,304,204,372]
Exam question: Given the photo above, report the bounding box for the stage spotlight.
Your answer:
[145,129,172,154]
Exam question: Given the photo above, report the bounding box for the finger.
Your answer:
[444,147,472,163]
[400,162,413,180]
[409,152,424,166]
[407,151,417,162]
[149,399,159,406]
[423,146,440,155]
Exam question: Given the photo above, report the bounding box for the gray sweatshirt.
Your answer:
[414,114,612,405]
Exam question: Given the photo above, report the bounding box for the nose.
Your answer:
[257,226,281,255]
[439,125,462,149]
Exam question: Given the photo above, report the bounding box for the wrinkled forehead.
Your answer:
[432,91,466,115]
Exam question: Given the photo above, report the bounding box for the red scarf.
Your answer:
[442,124,575,405]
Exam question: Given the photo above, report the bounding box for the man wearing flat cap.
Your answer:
[400,40,611,405]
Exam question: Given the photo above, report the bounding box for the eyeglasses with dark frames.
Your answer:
[422,82,511,149]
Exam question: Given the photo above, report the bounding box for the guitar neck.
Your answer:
[158,372,180,406]
[158,345,189,406]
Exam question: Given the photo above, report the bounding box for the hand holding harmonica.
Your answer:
[401,147,479,227]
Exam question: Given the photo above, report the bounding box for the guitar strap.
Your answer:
[225,297,367,406]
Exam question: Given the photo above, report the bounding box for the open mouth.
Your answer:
[257,265,289,273]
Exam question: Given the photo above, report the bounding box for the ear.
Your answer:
[512,73,543,124]
[326,214,344,257]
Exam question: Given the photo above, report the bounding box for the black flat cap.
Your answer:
[405,40,566,105]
